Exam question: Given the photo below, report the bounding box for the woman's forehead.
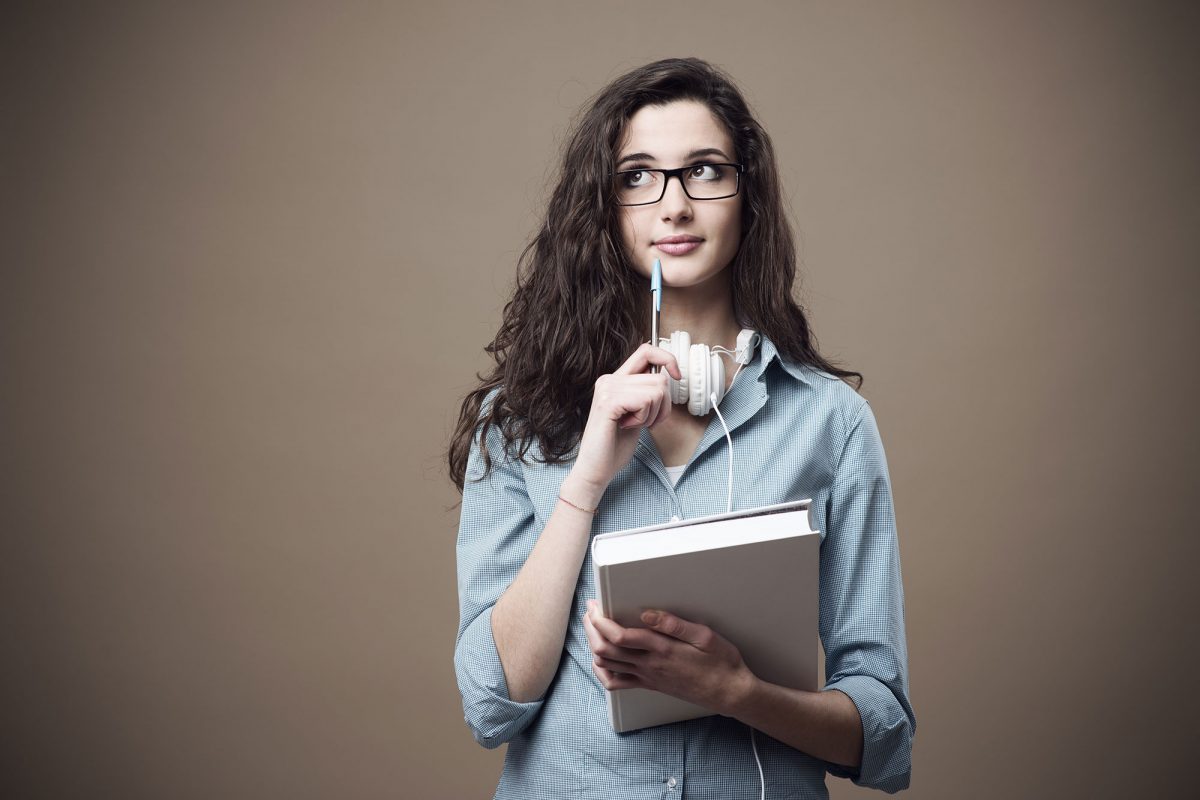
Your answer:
[617,100,734,162]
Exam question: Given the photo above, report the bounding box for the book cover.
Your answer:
[590,500,819,733]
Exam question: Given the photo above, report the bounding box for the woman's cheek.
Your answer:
[619,215,648,269]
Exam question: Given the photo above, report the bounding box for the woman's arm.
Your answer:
[636,610,866,768]
[817,399,914,789]
[488,343,683,704]
[726,674,863,769]
[490,473,603,703]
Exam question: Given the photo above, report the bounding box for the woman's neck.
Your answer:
[657,272,743,351]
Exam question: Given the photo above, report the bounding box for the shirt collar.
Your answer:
[752,334,815,386]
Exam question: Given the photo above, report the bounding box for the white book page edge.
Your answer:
[594,499,811,540]
[593,506,815,565]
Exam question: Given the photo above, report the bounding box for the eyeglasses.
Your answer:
[612,162,744,206]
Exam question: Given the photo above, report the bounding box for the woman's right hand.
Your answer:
[564,343,682,507]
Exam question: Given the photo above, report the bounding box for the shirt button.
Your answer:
[670,515,680,522]
[667,776,677,789]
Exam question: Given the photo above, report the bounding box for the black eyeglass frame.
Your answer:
[612,162,745,206]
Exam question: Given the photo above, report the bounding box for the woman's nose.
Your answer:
[659,174,693,222]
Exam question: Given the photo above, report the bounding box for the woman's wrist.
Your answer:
[719,666,763,719]
[561,472,607,511]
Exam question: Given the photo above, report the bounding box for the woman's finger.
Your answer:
[614,343,682,379]
[648,374,671,428]
[597,380,668,415]
[593,661,643,691]
[639,380,663,430]
[640,610,716,650]
[594,654,640,674]
[589,609,657,652]
[583,603,630,656]
[618,395,657,429]
[585,605,651,662]
[582,606,608,653]
[607,386,669,429]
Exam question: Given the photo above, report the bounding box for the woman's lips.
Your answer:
[654,240,702,256]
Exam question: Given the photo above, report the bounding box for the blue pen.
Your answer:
[650,259,662,373]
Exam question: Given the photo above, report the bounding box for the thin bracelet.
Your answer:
[558,493,597,515]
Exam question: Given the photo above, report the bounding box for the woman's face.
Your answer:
[615,100,743,289]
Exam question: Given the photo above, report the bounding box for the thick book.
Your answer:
[590,499,820,733]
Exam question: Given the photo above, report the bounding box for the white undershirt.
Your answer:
[663,463,686,486]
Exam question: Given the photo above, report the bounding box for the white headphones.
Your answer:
[660,328,760,415]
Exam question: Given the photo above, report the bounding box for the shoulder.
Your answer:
[467,386,523,476]
[469,386,550,472]
[770,350,870,437]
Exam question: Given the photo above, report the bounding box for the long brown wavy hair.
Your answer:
[448,58,861,492]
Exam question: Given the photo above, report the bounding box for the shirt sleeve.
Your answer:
[453,414,546,748]
[819,398,916,792]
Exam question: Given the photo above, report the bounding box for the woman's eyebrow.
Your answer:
[616,147,731,168]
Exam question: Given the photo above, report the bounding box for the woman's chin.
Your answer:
[658,263,730,291]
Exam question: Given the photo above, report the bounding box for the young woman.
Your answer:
[449,58,914,799]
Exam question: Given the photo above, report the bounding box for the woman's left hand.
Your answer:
[583,599,756,716]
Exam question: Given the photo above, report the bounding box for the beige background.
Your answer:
[4,1,1198,798]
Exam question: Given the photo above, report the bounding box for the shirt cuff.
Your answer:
[822,676,913,792]
[454,606,545,748]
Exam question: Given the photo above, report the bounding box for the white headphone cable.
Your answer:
[751,729,765,800]
[712,381,766,799]
[709,392,734,514]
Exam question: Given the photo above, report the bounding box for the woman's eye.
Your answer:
[689,164,722,181]
[622,170,653,188]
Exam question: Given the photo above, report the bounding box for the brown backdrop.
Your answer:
[4,1,1198,798]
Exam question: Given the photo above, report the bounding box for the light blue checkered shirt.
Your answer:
[454,336,915,798]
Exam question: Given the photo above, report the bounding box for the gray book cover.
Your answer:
[591,500,819,733]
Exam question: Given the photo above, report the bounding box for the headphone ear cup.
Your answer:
[688,344,710,416]
[709,350,726,407]
[668,331,690,405]
[687,348,727,416]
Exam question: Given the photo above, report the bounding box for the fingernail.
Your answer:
[641,610,660,626]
